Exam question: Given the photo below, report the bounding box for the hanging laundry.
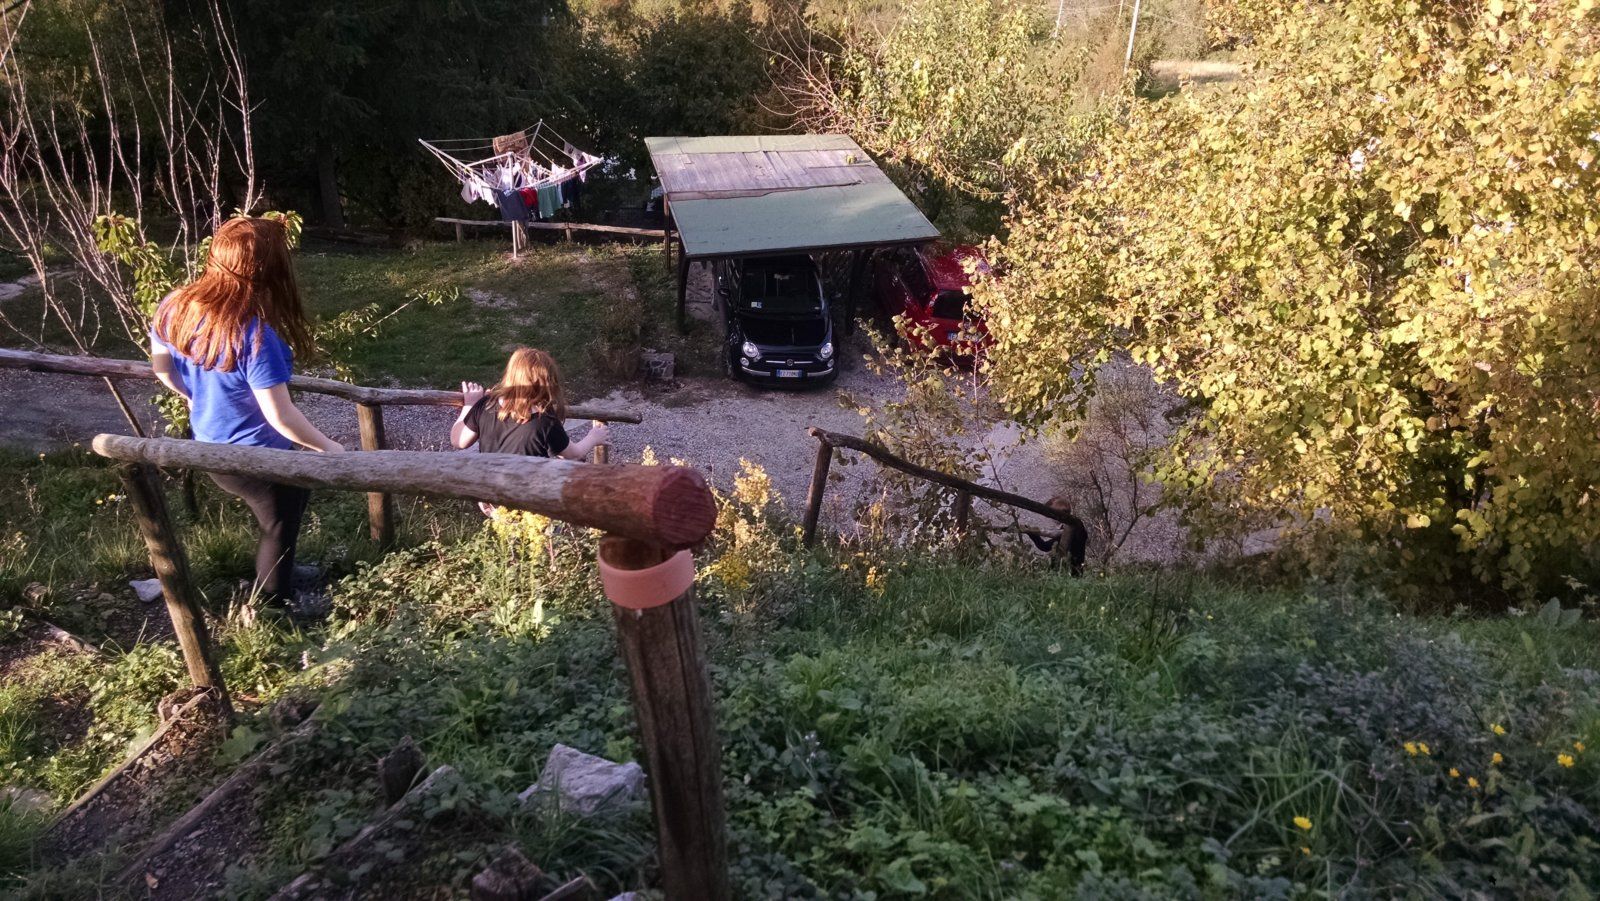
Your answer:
[496,188,530,223]
[420,122,603,212]
[536,183,561,220]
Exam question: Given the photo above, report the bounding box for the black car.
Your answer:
[713,255,837,386]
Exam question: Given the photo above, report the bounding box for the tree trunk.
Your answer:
[316,138,344,229]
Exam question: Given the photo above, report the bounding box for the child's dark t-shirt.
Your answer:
[464,397,570,458]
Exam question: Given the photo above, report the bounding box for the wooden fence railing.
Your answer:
[91,434,729,901]
[436,217,667,258]
[802,427,1080,545]
[0,347,642,547]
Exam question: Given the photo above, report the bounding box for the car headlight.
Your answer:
[819,341,834,360]
[740,341,761,361]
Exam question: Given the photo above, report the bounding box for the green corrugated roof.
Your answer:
[645,134,939,259]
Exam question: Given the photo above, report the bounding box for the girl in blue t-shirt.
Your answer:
[150,217,342,612]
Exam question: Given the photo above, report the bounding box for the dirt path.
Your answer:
[0,260,1199,563]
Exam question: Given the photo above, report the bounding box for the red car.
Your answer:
[871,243,990,359]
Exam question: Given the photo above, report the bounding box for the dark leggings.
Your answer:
[209,472,311,602]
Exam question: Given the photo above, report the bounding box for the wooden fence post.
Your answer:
[599,537,730,901]
[802,439,832,546]
[118,463,231,716]
[454,222,464,243]
[356,403,396,549]
[590,444,609,465]
[953,491,972,532]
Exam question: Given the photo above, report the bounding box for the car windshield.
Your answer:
[930,289,969,321]
[739,261,819,316]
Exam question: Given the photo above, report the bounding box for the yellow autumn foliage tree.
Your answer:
[976,0,1600,596]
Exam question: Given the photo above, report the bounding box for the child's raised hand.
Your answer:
[460,381,486,407]
[589,420,611,446]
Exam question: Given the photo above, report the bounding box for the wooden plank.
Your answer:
[92,435,717,550]
[116,712,320,888]
[0,348,643,422]
[602,538,730,901]
[49,691,216,834]
[808,427,1083,528]
[270,766,459,901]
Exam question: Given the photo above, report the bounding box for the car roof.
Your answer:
[920,244,987,291]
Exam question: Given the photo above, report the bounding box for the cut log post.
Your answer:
[591,444,609,465]
[455,222,465,243]
[599,538,730,901]
[377,736,426,805]
[469,847,544,901]
[356,402,397,549]
[93,435,716,550]
[117,463,230,715]
[953,491,973,532]
[801,438,833,546]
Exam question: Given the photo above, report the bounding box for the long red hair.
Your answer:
[153,217,313,371]
[492,347,567,423]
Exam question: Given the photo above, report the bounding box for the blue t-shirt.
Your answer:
[152,319,295,449]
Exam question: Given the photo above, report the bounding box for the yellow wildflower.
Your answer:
[1293,816,1313,832]
[1467,776,1479,789]
[1490,723,1507,736]
[1558,753,1575,768]
[1300,846,1311,856]
[1449,768,1460,778]
[1418,742,1431,756]
[1576,741,1587,753]
[1403,741,1419,756]
[1491,752,1504,766]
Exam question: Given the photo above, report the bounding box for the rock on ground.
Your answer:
[519,744,645,817]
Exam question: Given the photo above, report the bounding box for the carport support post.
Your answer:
[601,537,731,901]
[118,463,231,716]
[802,437,832,546]
[662,198,673,268]
[845,248,869,336]
[675,252,691,333]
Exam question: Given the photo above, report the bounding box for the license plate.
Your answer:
[776,369,802,378]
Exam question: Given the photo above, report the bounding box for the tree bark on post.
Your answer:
[599,537,730,901]
[356,403,396,549]
[802,438,832,546]
[953,490,973,532]
[591,444,610,464]
[118,463,231,716]
[316,138,344,230]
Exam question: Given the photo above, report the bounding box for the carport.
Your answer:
[645,135,940,332]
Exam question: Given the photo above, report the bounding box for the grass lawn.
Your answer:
[1,239,718,396]
[2,451,1598,898]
